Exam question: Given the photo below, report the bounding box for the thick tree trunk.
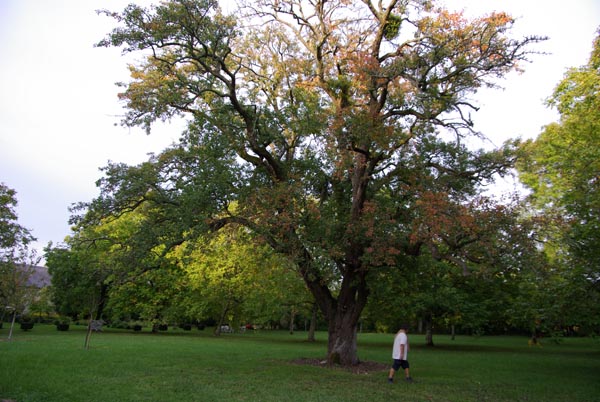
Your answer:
[327,317,359,365]
[324,275,368,366]
[307,281,365,366]
[295,238,368,366]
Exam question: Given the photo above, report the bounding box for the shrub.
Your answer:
[20,321,34,331]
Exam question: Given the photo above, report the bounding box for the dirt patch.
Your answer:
[290,358,388,374]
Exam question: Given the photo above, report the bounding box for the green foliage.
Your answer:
[516,29,600,333]
[0,183,39,321]
[383,14,402,40]
[518,31,600,262]
[169,218,311,329]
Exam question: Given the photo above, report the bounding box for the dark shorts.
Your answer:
[392,359,409,371]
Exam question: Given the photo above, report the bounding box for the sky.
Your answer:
[0,0,598,264]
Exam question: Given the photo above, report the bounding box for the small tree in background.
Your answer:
[0,183,39,339]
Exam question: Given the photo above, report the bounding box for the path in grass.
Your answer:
[1,325,599,401]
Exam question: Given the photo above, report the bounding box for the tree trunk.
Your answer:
[289,307,296,335]
[94,283,109,320]
[214,300,231,336]
[295,240,368,366]
[7,309,17,341]
[325,281,367,366]
[307,303,317,342]
[424,314,434,346]
[84,319,93,350]
[327,319,359,366]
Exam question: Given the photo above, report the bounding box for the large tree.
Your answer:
[518,30,600,276]
[89,0,543,364]
[516,30,600,333]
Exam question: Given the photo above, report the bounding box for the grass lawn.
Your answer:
[1,324,599,401]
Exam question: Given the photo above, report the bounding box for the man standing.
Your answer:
[388,324,413,383]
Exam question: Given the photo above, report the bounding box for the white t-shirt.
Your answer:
[392,331,408,360]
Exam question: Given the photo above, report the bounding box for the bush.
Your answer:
[56,323,69,331]
[20,321,34,331]
[54,317,71,331]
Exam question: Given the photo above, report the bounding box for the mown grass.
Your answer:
[1,324,599,401]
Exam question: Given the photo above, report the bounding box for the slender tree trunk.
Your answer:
[307,303,317,342]
[214,301,230,336]
[7,309,17,341]
[84,319,93,350]
[84,298,99,350]
[94,283,109,320]
[289,307,296,335]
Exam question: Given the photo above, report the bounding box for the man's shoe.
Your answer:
[388,378,394,383]
[405,377,414,383]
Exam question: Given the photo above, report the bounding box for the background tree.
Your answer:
[0,183,39,339]
[364,199,542,342]
[517,30,600,334]
[90,0,544,365]
[47,203,185,328]
[175,224,310,334]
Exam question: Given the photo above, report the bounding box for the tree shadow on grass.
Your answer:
[289,357,389,374]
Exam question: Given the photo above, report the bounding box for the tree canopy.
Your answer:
[85,0,545,365]
[516,29,600,334]
[518,30,600,275]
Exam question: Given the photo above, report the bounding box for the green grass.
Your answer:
[1,324,599,401]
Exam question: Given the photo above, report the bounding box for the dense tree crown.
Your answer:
[515,30,600,334]
[83,0,544,364]
[518,30,600,276]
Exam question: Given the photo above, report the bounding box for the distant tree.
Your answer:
[47,205,180,325]
[91,0,544,365]
[0,183,39,339]
[365,199,542,342]
[174,223,310,335]
[45,245,108,320]
[28,286,54,321]
[517,30,600,334]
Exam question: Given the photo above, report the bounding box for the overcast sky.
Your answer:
[0,0,598,263]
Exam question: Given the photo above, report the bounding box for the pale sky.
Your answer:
[0,0,598,263]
